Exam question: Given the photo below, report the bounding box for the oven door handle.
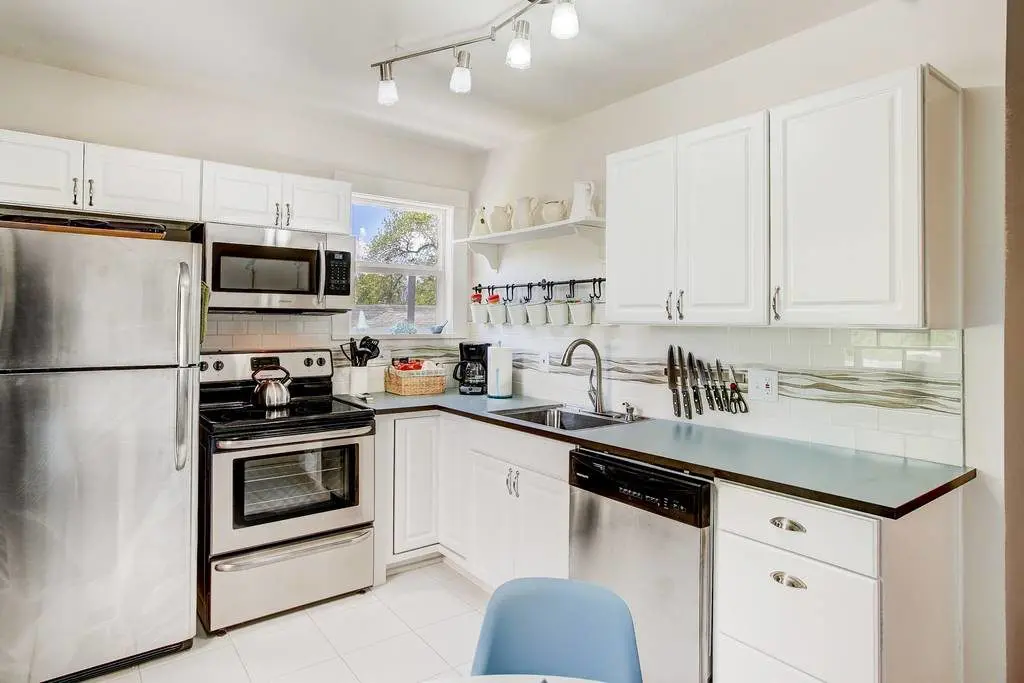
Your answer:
[215,425,374,451]
[214,528,372,573]
[317,239,327,305]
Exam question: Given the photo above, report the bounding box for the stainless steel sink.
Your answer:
[491,404,637,430]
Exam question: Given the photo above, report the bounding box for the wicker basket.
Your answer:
[384,366,447,396]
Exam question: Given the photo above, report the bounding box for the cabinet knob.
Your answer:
[769,516,806,533]
[770,571,807,590]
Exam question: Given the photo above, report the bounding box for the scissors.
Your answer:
[728,365,749,414]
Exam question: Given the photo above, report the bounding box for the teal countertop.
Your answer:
[343,390,975,519]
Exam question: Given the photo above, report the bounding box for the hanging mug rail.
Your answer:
[473,277,606,303]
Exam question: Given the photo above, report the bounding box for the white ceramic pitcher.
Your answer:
[513,196,538,229]
[490,205,513,233]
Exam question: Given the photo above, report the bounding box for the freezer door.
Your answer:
[0,367,198,682]
[0,226,200,371]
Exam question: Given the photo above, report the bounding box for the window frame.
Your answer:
[350,192,453,337]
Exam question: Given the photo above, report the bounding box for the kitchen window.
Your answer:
[351,194,452,336]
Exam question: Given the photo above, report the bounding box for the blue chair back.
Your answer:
[471,577,643,683]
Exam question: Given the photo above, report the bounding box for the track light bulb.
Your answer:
[551,0,579,39]
[506,19,531,70]
[450,50,472,94]
[377,62,398,106]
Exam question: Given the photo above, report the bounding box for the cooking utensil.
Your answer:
[729,365,749,414]
[667,346,681,418]
[687,352,703,416]
[716,360,732,413]
[676,346,692,420]
[708,361,724,411]
[696,360,716,411]
[251,365,292,408]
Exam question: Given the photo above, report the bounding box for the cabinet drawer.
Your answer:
[467,421,569,482]
[716,531,879,683]
[714,633,820,683]
[717,482,878,576]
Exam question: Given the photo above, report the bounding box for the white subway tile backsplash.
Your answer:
[930,414,964,440]
[858,348,904,369]
[878,410,935,436]
[904,435,963,466]
[789,329,832,345]
[276,320,302,334]
[854,429,906,456]
[810,345,855,369]
[231,335,262,349]
[302,318,331,334]
[247,321,277,334]
[201,335,233,351]
[849,330,878,347]
[878,331,931,348]
[770,343,811,368]
[929,330,961,348]
[218,321,247,335]
[829,404,879,430]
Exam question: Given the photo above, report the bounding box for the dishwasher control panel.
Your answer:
[570,448,711,527]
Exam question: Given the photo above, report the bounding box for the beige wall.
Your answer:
[1004,0,1023,678]
[0,55,485,192]
[475,0,1008,678]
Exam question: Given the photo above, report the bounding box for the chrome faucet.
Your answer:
[560,338,604,414]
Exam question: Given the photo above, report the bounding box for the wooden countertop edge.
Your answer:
[371,401,977,520]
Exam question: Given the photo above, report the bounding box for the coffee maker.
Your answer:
[453,342,490,395]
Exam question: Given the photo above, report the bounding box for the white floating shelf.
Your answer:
[455,217,605,270]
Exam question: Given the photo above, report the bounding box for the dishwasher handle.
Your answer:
[569,448,712,528]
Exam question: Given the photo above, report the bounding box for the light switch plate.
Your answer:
[747,369,779,402]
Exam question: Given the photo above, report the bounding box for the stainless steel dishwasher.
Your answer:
[569,448,712,683]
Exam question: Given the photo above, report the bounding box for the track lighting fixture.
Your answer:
[450,50,472,94]
[551,0,579,39]
[370,0,585,105]
[377,62,398,106]
[505,20,532,70]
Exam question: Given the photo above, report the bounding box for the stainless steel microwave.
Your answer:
[204,223,355,313]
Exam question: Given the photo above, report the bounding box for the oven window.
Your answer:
[212,243,317,294]
[233,445,358,527]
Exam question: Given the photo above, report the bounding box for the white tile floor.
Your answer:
[92,562,490,683]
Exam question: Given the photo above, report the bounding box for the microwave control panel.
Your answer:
[324,251,352,296]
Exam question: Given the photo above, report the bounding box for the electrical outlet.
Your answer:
[747,369,779,403]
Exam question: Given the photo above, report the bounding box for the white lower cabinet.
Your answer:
[393,416,440,554]
[470,450,518,588]
[438,415,473,558]
[714,633,820,683]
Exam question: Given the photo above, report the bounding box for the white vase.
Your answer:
[488,303,508,325]
[470,303,489,324]
[568,301,593,326]
[547,301,570,326]
[507,303,528,326]
[526,302,548,326]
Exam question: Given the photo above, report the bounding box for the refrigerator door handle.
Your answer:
[176,261,192,367]
[175,368,190,471]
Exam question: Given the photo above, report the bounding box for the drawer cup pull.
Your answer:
[770,571,807,589]
[769,516,806,533]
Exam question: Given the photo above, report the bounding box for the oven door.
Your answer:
[204,223,354,313]
[210,428,374,556]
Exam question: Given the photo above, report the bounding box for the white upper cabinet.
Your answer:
[393,416,440,554]
[0,130,84,210]
[769,66,961,328]
[605,138,678,324]
[282,174,351,234]
[201,161,284,227]
[676,112,769,325]
[83,144,201,221]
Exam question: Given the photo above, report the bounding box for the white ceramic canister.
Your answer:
[470,302,489,324]
[507,303,529,326]
[547,300,570,326]
[488,303,508,325]
[568,301,593,325]
[526,302,548,326]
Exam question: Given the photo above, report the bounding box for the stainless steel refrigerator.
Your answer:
[0,223,201,682]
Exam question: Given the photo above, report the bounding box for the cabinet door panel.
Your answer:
[84,144,201,221]
[282,174,351,234]
[438,416,472,558]
[677,113,768,325]
[513,468,569,580]
[769,69,922,327]
[605,139,677,324]
[393,417,440,554]
[714,633,819,683]
[0,130,83,210]
[471,451,515,589]
[201,161,283,227]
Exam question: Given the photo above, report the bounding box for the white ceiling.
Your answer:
[0,0,875,150]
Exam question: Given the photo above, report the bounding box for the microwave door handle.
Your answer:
[317,240,327,305]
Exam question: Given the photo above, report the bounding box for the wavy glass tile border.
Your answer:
[512,351,961,416]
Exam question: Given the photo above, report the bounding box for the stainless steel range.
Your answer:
[197,349,375,631]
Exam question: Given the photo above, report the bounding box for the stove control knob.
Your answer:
[317,357,327,367]
[213,360,224,372]
[199,361,209,372]
[304,357,314,367]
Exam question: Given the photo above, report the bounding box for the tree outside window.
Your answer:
[352,197,450,335]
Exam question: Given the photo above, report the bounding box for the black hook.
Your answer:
[524,283,534,303]
[487,285,496,298]
[473,283,483,294]
[505,284,514,302]
[595,279,604,300]
[568,279,576,299]
[541,279,553,302]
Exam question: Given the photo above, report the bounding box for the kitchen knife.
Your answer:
[667,346,681,418]
[716,359,732,413]
[687,352,703,415]
[676,346,692,420]
[708,360,724,410]
[697,359,717,411]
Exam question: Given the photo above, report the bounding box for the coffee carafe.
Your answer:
[453,342,491,395]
